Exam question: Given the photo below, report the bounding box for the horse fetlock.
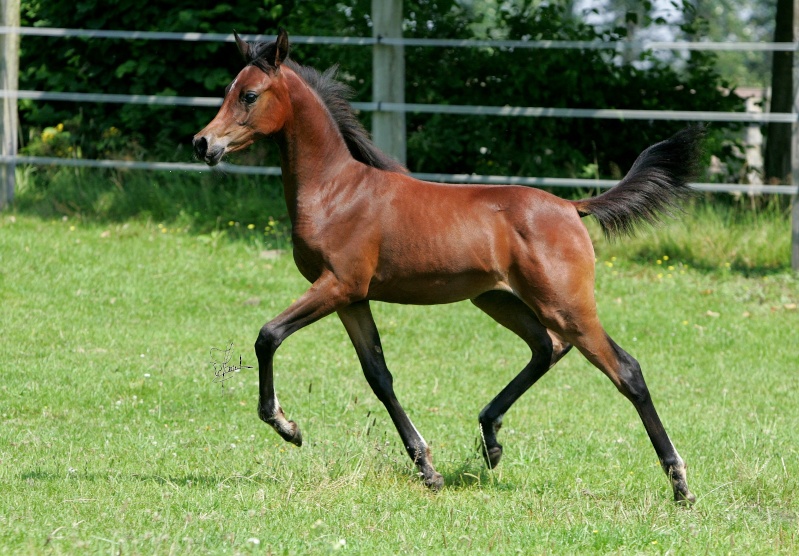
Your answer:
[409,446,442,490]
[477,416,504,469]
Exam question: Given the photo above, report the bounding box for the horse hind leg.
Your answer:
[599,335,695,504]
[547,309,695,504]
[471,291,573,469]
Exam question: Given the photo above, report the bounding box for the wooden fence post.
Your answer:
[792,0,799,271]
[1,0,20,209]
[371,0,406,165]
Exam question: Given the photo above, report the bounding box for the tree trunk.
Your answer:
[763,0,794,184]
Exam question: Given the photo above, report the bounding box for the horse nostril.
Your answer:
[193,136,208,159]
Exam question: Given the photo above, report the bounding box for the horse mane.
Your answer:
[245,40,407,173]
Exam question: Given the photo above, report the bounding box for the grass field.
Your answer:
[2,195,798,554]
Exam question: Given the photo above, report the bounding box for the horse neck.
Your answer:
[276,68,353,221]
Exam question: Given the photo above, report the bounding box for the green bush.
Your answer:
[19,1,743,183]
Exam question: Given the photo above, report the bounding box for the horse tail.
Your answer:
[571,125,705,240]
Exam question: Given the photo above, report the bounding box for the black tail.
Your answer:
[572,125,705,239]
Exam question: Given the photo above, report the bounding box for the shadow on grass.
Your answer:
[621,245,791,278]
[18,467,266,490]
[438,454,521,493]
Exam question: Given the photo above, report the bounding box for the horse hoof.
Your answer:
[286,421,302,447]
[481,444,503,469]
[424,472,444,491]
[674,490,696,506]
[264,414,303,447]
[289,422,302,447]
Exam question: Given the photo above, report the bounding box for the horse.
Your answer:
[194,29,702,504]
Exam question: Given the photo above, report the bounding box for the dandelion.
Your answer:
[662,255,669,261]
[656,259,662,265]
[667,265,675,271]
[228,221,235,227]
[605,261,613,268]
[247,223,255,230]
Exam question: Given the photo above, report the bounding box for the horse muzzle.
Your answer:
[193,136,225,166]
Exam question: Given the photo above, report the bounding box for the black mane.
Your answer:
[244,40,406,174]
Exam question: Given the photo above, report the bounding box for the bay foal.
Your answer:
[194,30,701,503]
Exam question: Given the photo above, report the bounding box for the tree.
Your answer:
[764,0,794,184]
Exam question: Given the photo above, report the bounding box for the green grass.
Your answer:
[2,205,798,554]
[12,164,291,244]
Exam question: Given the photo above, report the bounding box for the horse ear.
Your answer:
[274,28,290,67]
[233,31,250,61]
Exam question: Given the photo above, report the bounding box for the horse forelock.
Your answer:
[246,41,280,72]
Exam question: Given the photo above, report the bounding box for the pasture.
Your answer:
[1,208,798,554]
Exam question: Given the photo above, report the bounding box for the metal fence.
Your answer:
[1,23,798,267]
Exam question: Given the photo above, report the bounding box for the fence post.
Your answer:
[792,0,799,271]
[371,0,406,165]
[0,0,19,209]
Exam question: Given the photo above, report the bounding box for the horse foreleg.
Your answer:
[471,291,572,468]
[255,272,358,447]
[338,301,444,490]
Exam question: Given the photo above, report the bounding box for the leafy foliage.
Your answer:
[20,0,290,162]
[19,0,743,181]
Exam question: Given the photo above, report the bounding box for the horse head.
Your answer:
[193,29,291,166]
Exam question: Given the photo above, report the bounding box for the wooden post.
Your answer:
[792,0,799,271]
[0,0,20,209]
[372,0,406,165]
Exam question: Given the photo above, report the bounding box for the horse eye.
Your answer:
[243,92,258,104]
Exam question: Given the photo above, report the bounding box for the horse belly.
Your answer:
[367,231,512,305]
[367,269,505,305]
